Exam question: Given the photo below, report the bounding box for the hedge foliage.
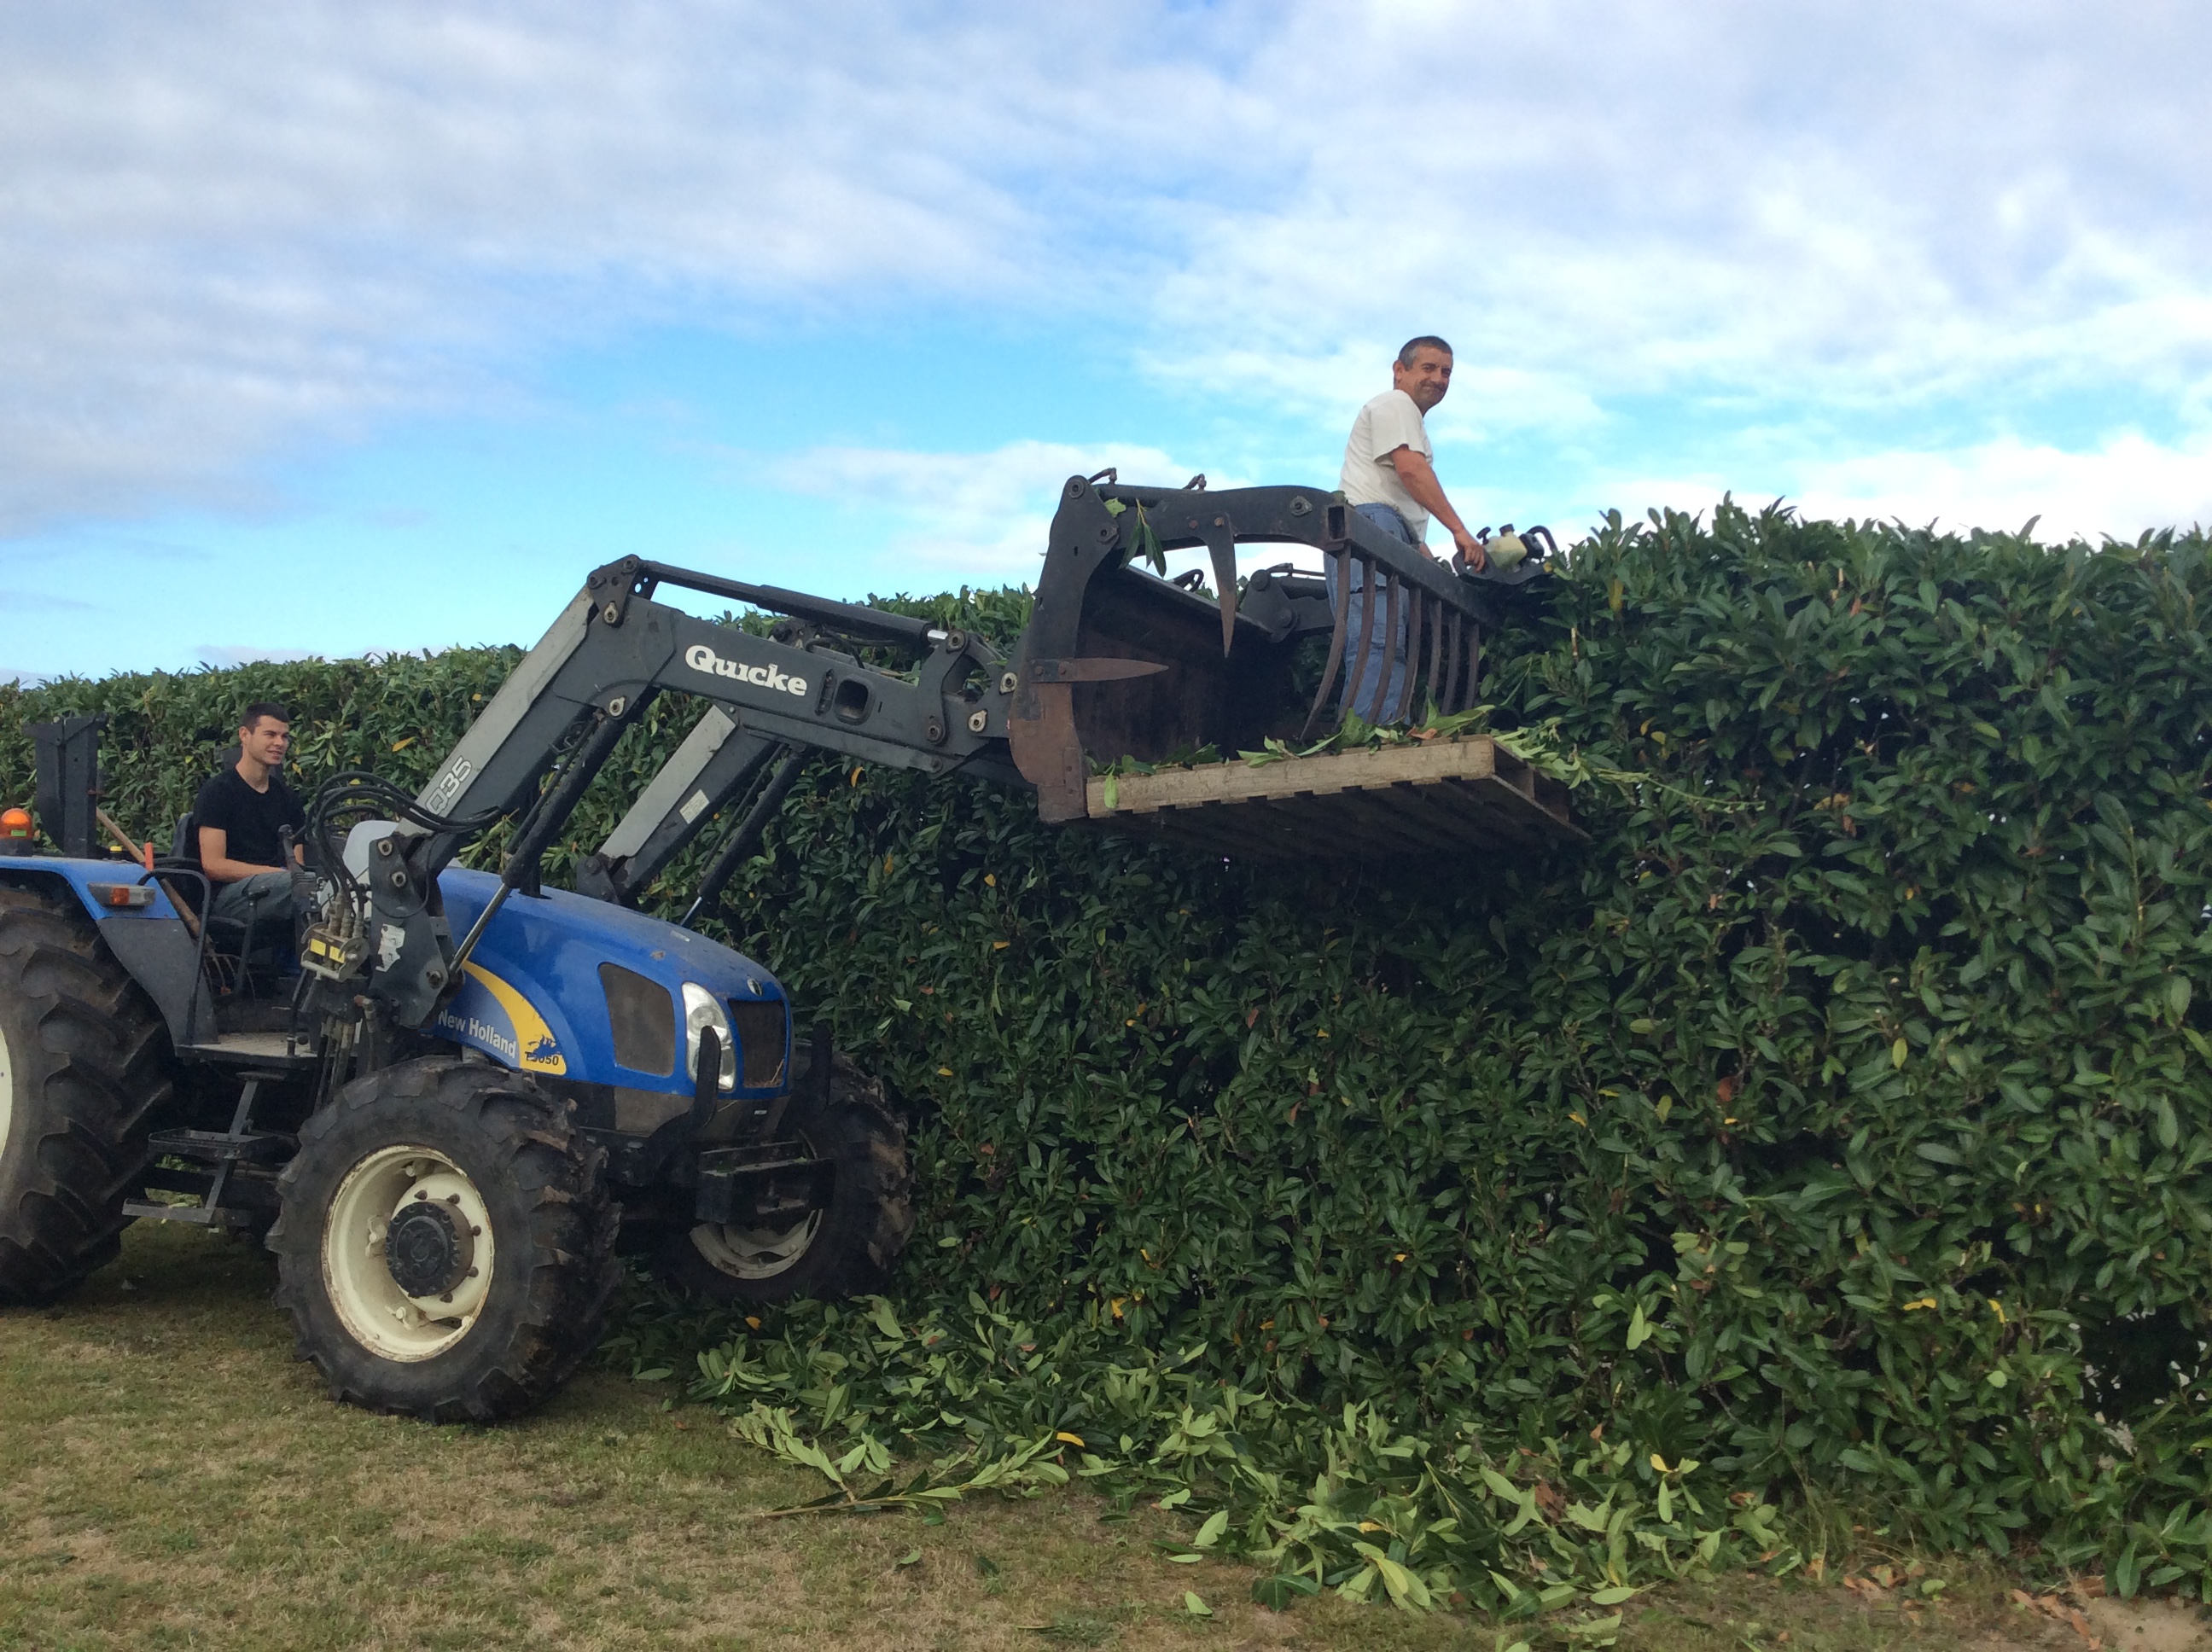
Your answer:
[7,511,2211,1615]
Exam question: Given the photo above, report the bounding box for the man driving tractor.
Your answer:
[195,700,309,934]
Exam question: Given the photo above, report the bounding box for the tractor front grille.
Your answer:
[729,998,789,1089]
[599,963,675,1077]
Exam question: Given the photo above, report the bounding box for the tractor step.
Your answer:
[124,1198,258,1230]
[148,1126,290,1164]
[174,1030,319,1067]
[129,1067,285,1230]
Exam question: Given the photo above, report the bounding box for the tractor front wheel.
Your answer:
[269,1056,619,1422]
[656,1047,913,1306]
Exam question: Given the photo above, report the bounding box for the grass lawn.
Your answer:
[4,1223,2204,1652]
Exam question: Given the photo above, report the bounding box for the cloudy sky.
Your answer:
[4,2,2208,681]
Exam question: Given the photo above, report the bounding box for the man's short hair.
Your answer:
[239,701,291,732]
[1397,334,1453,366]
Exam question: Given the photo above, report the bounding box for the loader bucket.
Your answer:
[1006,475,1548,824]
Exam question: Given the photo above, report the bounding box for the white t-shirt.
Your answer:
[1338,388,1433,542]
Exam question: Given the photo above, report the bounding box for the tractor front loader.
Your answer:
[0,474,1569,1422]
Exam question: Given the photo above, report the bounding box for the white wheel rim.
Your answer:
[690,1208,824,1281]
[322,1143,496,1362]
[0,1007,15,1164]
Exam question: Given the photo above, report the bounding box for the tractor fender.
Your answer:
[0,858,206,1045]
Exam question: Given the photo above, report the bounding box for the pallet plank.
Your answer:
[1086,736,1585,864]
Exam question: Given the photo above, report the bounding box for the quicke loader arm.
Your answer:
[358,474,1540,1031]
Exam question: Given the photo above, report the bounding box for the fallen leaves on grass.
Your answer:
[2013,1588,2105,1649]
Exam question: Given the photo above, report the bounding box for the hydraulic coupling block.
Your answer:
[300,916,370,981]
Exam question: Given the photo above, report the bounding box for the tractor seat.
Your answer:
[162,811,301,1015]
[165,813,218,918]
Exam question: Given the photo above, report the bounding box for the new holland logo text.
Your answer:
[685,643,808,697]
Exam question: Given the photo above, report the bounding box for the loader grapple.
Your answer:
[1004,475,1573,853]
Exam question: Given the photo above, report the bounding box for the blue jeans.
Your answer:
[209,870,306,942]
[1330,503,1417,723]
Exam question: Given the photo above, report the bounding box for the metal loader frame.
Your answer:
[347,473,1537,1040]
[452,477,1527,930]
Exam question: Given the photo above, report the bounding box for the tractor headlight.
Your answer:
[681,982,737,1092]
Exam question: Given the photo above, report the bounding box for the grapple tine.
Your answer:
[1441,609,1463,713]
[1300,544,1355,741]
[1207,528,1240,656]
[1338,555,1378,727]
[1389,588,1423,724]
[1423,584,1445,719]
[1376,573,1402,723]
[1388,592,1424,725]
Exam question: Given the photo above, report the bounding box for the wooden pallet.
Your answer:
[1084,736,1584,862]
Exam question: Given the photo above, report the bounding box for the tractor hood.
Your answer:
[433,867,789,1102]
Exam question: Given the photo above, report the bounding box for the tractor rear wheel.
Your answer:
[0,882,174,1305]
[656,1047,913,1306]
[269,1056,619,1422]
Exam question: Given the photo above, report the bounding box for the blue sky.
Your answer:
[4,1,2209,682]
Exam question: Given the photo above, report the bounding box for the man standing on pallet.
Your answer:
[195,701,309,937]
[1337,335,1486,721]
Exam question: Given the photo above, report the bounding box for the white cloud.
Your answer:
[1595,431,2212,545]
[7,593,97,614]
[1790,432,2212,543]
[2,0,2209,543]
[1147,2,2212,431]
[0,3,1271,533]
[766,439,1212,578]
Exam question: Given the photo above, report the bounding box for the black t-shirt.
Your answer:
[194,767,306,872]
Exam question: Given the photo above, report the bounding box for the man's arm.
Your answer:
[1388,447,1486,571]
[197,825,288,884]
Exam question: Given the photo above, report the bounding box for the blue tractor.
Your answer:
[0,479,1568,1419]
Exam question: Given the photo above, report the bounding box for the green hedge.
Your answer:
[7,515,2210,1612]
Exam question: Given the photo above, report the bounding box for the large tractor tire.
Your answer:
[0,882,174,1305]
[656,1047,913,1306]
[269,1056,619,1422]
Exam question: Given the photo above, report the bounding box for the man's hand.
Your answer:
[1452,527,1487,572]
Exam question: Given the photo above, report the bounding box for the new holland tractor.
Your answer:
[0,475,1559,1421]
